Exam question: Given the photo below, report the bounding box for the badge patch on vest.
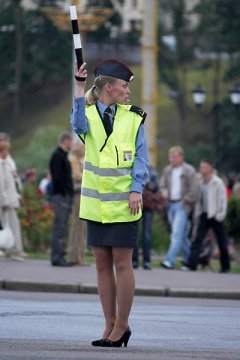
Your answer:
[123,150,132,161]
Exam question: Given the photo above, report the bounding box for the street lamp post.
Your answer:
[229,84,240,106]
[191,83,240,168]
[191,84,207,107]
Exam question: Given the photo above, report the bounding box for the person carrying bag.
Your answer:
[0,139,23,260]
[0,218,14,250]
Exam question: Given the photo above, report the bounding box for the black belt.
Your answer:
[170,199,181,203]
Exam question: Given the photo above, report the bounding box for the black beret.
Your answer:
[94,58,134,82]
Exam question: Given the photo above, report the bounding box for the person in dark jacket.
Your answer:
[49,132,74,266]
[132,166,162,269]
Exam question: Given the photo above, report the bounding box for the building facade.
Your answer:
[22,0,200,33]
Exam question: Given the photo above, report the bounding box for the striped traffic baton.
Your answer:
[69,5,85,81]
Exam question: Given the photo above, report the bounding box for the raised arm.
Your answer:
[70,62,89,135]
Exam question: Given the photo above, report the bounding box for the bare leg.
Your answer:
[108,247,135,341]
[93,246,116,339]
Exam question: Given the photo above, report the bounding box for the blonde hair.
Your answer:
[0,139,10,152]
[85,75,117,105]
[169,146,184,156]
[71,141,85,157]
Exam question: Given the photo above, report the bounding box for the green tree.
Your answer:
[156,0,240,169]
[157,0,196,145]
[193,0,240,170]
[217,101,240,171]
[193,0,240,102]
[0,0,72,122]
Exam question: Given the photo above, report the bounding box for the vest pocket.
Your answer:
[118,144,134,167]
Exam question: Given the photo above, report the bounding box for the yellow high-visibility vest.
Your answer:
[79,103,146,223]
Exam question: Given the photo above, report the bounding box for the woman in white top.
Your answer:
[0,139,23,260]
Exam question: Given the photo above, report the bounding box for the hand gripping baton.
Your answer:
[69,5,85,81]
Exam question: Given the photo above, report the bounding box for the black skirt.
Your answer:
[87,220,140,247]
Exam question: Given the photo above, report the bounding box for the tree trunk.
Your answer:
[14,0,23,120]
[172,0,188,146]
[212,53,222,167]
[212,53,221,103]
[177,64,188,146]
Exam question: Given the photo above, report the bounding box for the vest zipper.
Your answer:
[115,146,119,166]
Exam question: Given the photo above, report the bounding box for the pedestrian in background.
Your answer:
[39,170,52,195]
[49,132,74,267]
[186,159,230,273]
[23,167,38,190]
[160,146,197,269]
[0,139,23,261]
[22,167,40,207]
[0,132,22,193]
[132,165,162,270]
[71,59,148,347]
[68,142,88,266]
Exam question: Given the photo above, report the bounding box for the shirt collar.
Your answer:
[97,100,116,117]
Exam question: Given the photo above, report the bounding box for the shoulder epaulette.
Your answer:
[129,105,147,122]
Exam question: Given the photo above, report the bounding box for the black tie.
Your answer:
[102,106,113,137]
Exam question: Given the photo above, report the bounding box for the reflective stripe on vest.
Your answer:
[81,187,129,201]
[84,161,132,177]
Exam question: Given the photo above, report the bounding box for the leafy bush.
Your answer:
[225,196,240,244]
[185,143,214,167]
[18,183,54,251]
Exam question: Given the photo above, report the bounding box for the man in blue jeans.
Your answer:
[160,146,197,269]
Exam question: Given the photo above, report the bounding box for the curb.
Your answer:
[1,280,240,300]
[168,288,240,300]
[2,280,80,294]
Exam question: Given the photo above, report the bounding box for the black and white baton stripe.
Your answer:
[69,5,85,81]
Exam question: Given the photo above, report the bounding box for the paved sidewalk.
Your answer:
[0,258,240,299]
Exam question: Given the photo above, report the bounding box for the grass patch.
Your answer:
[27,249,240,272]
[151,258,240,272]
[26,248,96,264]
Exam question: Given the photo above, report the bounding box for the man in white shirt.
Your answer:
[187,159,230,272]
[160,146,197,269]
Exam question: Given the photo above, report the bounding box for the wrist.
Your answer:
[75,85,85,98]
[130,182,143,194]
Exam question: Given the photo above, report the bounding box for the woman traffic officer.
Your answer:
[71,58,148,347]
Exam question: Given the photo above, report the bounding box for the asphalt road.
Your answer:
[0,291,240,360]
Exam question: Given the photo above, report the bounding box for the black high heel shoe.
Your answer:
[91,338,106,347]
[101,327,131,348]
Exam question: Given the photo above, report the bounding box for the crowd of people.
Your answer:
[162,146,231,272]
[0,131,238,273]
[0,129,237,272]
[136,146,236,273]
